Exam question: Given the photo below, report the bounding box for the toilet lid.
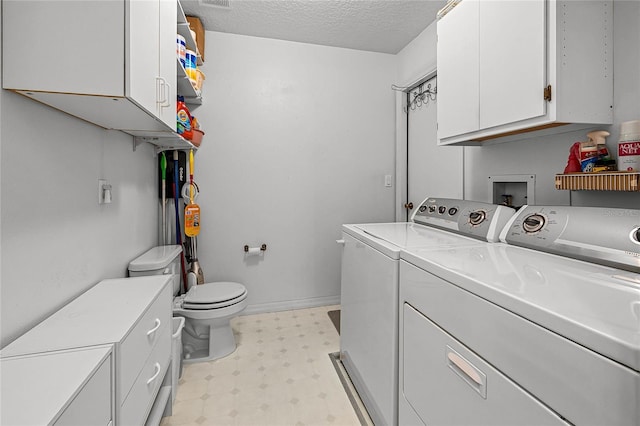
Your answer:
[183,282,247,308]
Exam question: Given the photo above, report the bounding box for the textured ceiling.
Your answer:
[180,0,447,54]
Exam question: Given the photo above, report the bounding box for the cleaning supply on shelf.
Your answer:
[184,149,201,237]
[177,34,186,68]
[563,130,611,173]
[586,130,611,160]
[618,120,640,172]
[185,49,197,86]
[593,159,617,172]
[563,142,582,173]
[176,96,193,140]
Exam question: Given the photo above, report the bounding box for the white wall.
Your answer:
[0,92,158,348]
[463,0,640,209]
[194,32,396,313]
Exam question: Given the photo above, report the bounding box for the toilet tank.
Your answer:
[128,245,182,295]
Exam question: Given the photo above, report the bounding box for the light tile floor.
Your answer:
[161,305,361,426]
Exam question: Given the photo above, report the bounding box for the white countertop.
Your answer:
[1,275,171,357]
[1,345,112,425]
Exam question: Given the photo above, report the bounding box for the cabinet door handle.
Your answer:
[163,81,171,108]
[336,239,345,245]
[156,77,164,105]
[146,362,161,385]
[156,77,167,105]
[147,318,161,336]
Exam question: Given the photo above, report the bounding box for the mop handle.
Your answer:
[174,151,180,243]
[160,152,167,245]
[189,149,194,204]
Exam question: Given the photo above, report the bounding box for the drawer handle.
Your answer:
[446,346,487,399]
[147,318,161,336]
[146,362,161,385]
[447,351,482,384]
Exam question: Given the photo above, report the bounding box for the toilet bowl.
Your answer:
[174,281,248,362]
[128,245,248,363]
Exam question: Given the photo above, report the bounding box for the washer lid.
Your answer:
[184,282,247,304]
[128,245,182,272]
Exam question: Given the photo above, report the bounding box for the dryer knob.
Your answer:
[523,214,546,233]
[633,228,640,244]
[469,210,486,226]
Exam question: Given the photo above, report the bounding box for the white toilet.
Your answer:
[128,245,248,363]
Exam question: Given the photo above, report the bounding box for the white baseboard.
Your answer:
[241,295,341,316]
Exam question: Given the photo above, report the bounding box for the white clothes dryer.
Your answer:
[339,197,515,425]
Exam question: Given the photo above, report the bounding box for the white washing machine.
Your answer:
[398,205,640,425]
[339,198,515,425]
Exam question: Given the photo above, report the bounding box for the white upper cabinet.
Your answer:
[437,0,613,146]
[2,0,178,136]
[437,0,479,139]
[478,0,546,130]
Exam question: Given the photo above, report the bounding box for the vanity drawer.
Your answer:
[120,329,172,426]
[118,283,172,403]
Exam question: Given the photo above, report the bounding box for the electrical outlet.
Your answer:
[98,179,107,204]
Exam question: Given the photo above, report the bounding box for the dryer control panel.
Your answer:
[503,205,640,273]
[411,198,516,242]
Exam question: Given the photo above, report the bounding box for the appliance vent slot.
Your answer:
[201,0,230,8]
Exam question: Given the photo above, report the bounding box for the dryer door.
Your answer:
[402,303,568,426]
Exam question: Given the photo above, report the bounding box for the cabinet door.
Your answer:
[158,0,178,128]
[127,0,161,121]
[3,0,124,96]
[437,0,480,140]
[479,0,546,129]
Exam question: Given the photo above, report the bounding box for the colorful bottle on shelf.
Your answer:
[177,34,186,68]
[176,96,193,140]
[618,120,640,172]
[185,49,197,87]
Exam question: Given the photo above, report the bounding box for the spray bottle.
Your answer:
[586,131,616,172]
[579,130,610,172]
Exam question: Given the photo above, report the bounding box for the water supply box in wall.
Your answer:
[159,151,186,199]
[186,16,205,62]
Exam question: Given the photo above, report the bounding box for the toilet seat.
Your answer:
[182,282,247,310]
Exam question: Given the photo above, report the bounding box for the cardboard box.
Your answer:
[186,16,205,62]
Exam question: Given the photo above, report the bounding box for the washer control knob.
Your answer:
[438,206,447,214]
[419,205,427,213]
[523,214,546,233]
[633,227,640,244]
[448,207,458,216]
[469,210,486,226]
[428,205,437,213]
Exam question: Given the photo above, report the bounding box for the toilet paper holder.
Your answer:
[244,244,267,253]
